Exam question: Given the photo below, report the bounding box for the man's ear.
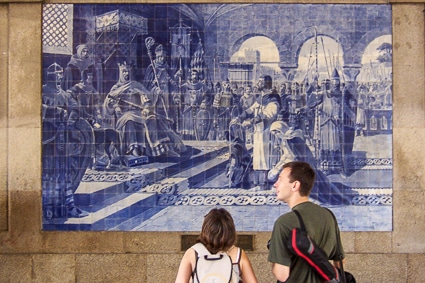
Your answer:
[292,180,301,192]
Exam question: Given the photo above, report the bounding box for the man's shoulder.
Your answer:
[293,202,331,219]
[295,202,336,229]
[274,210,299,228]
[294,201,322,210]
[296,201,329,213]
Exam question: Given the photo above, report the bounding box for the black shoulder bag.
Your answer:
[287,209,340,282]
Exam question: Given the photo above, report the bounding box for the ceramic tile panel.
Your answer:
[41,4,392,232]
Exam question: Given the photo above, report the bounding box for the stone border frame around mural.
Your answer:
[41,3,392,232]
[0,5,8,232]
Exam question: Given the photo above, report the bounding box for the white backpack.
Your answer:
[191,243,238,283]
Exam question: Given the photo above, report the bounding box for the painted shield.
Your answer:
[195,108,212,141]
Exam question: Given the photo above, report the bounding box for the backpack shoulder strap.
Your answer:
[191,243,210,283]
[324,208,342,257]
[293,209,306,232]
[192,243,211,256]
[325,208,347,282]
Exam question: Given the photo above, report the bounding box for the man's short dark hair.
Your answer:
[282,161,316,196]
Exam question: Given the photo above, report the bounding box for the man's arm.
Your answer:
[333,258,346,269]
[272,262,290,282]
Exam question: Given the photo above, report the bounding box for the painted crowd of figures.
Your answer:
[42,39,391,220]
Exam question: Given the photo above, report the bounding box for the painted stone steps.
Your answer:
[45,142,230,230]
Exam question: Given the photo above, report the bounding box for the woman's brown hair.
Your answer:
[197,208,237,254]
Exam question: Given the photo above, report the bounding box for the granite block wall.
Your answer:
[1,1,425,282]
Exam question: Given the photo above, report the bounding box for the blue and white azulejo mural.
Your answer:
[41,4,392,232]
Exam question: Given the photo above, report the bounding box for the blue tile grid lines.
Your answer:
[41,4,393,231]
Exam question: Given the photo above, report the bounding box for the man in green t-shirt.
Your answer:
[268,161,345,283]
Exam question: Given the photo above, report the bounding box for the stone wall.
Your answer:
[1,1,425,282]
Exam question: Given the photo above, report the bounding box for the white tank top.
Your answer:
[231,247,242,282]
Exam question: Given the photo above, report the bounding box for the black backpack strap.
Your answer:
[192,249,198,282]
[192,245,202,283]
[293,209,306,231]
[325,208,346,283]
